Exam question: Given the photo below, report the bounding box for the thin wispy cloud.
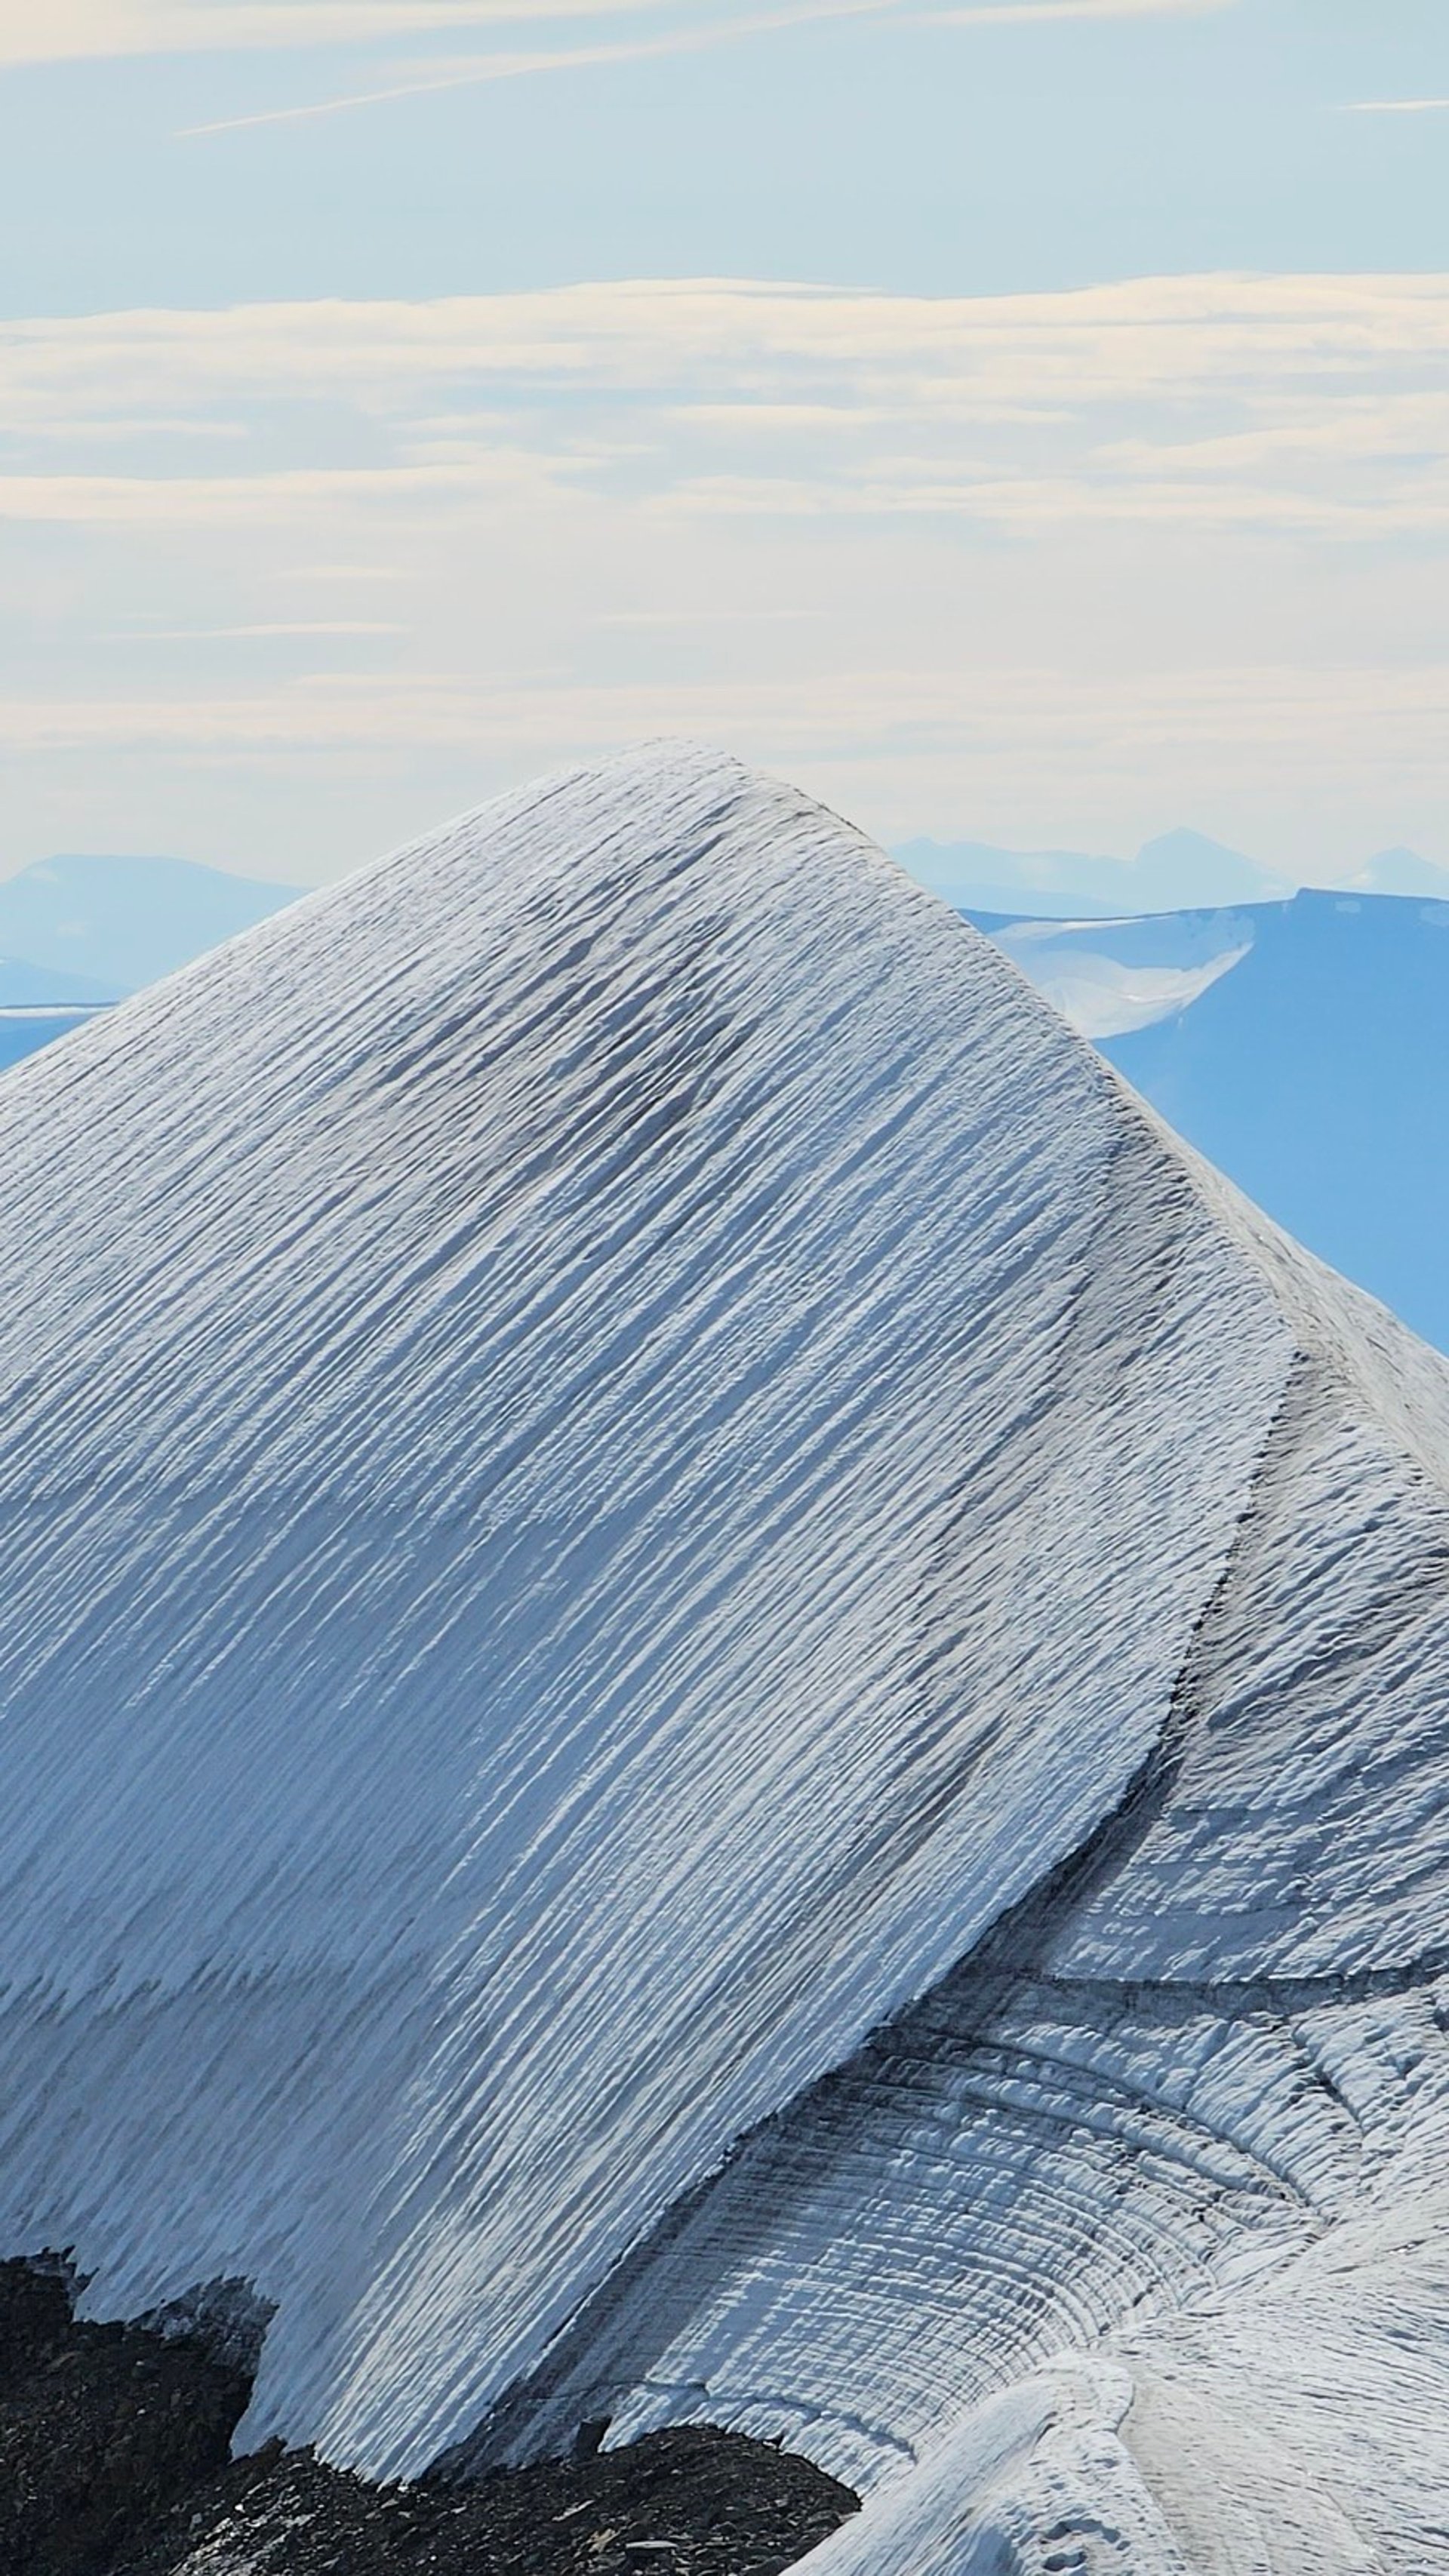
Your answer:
[594,606,826,625]
[0,1,672,69]
[174,0,1225,135]
[178,0,898,135]
[921,1,1234,21]
[106,619,407,637]
[1341,98,1449,116]
[2,0,1236,69]
[0,0,1236,132]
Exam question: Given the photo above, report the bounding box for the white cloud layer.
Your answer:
[2,269,1446,876]
[6,272,1444,531]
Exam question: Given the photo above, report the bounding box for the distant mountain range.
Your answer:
[977,887,1449,1353]
[0,854,300,1003]
[900,826,1449,917]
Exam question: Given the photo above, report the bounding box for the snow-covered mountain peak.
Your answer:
[2,743,1448,2573]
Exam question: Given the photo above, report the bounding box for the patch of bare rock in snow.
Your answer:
[1,743,1448,2573]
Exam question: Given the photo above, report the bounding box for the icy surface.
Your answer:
[2,744,1448,2571]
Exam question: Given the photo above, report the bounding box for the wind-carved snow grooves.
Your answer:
[311,1059,1294,2481]
[454,1354,1324,2491]
[2,746,1448,2571]
[466,1311,1449,2565]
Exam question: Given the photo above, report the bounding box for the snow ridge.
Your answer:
[2,744,1447,2571]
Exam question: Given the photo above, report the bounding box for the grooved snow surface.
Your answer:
[2,746,1448,2573]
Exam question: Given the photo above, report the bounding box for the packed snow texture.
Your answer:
[2,745,1448,2574]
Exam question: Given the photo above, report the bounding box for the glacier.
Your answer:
[1,743,1447,2573]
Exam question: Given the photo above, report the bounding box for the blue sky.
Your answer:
[2,0,1447,882]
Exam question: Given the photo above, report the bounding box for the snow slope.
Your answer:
[2,745,1447,2572]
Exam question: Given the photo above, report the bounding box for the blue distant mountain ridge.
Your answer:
[0,953,116,1006]
[900,826,1449,917]
[897,827,1292,916]
[0,853,300,1002]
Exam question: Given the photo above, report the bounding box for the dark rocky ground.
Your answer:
[0,2259,858,2575]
